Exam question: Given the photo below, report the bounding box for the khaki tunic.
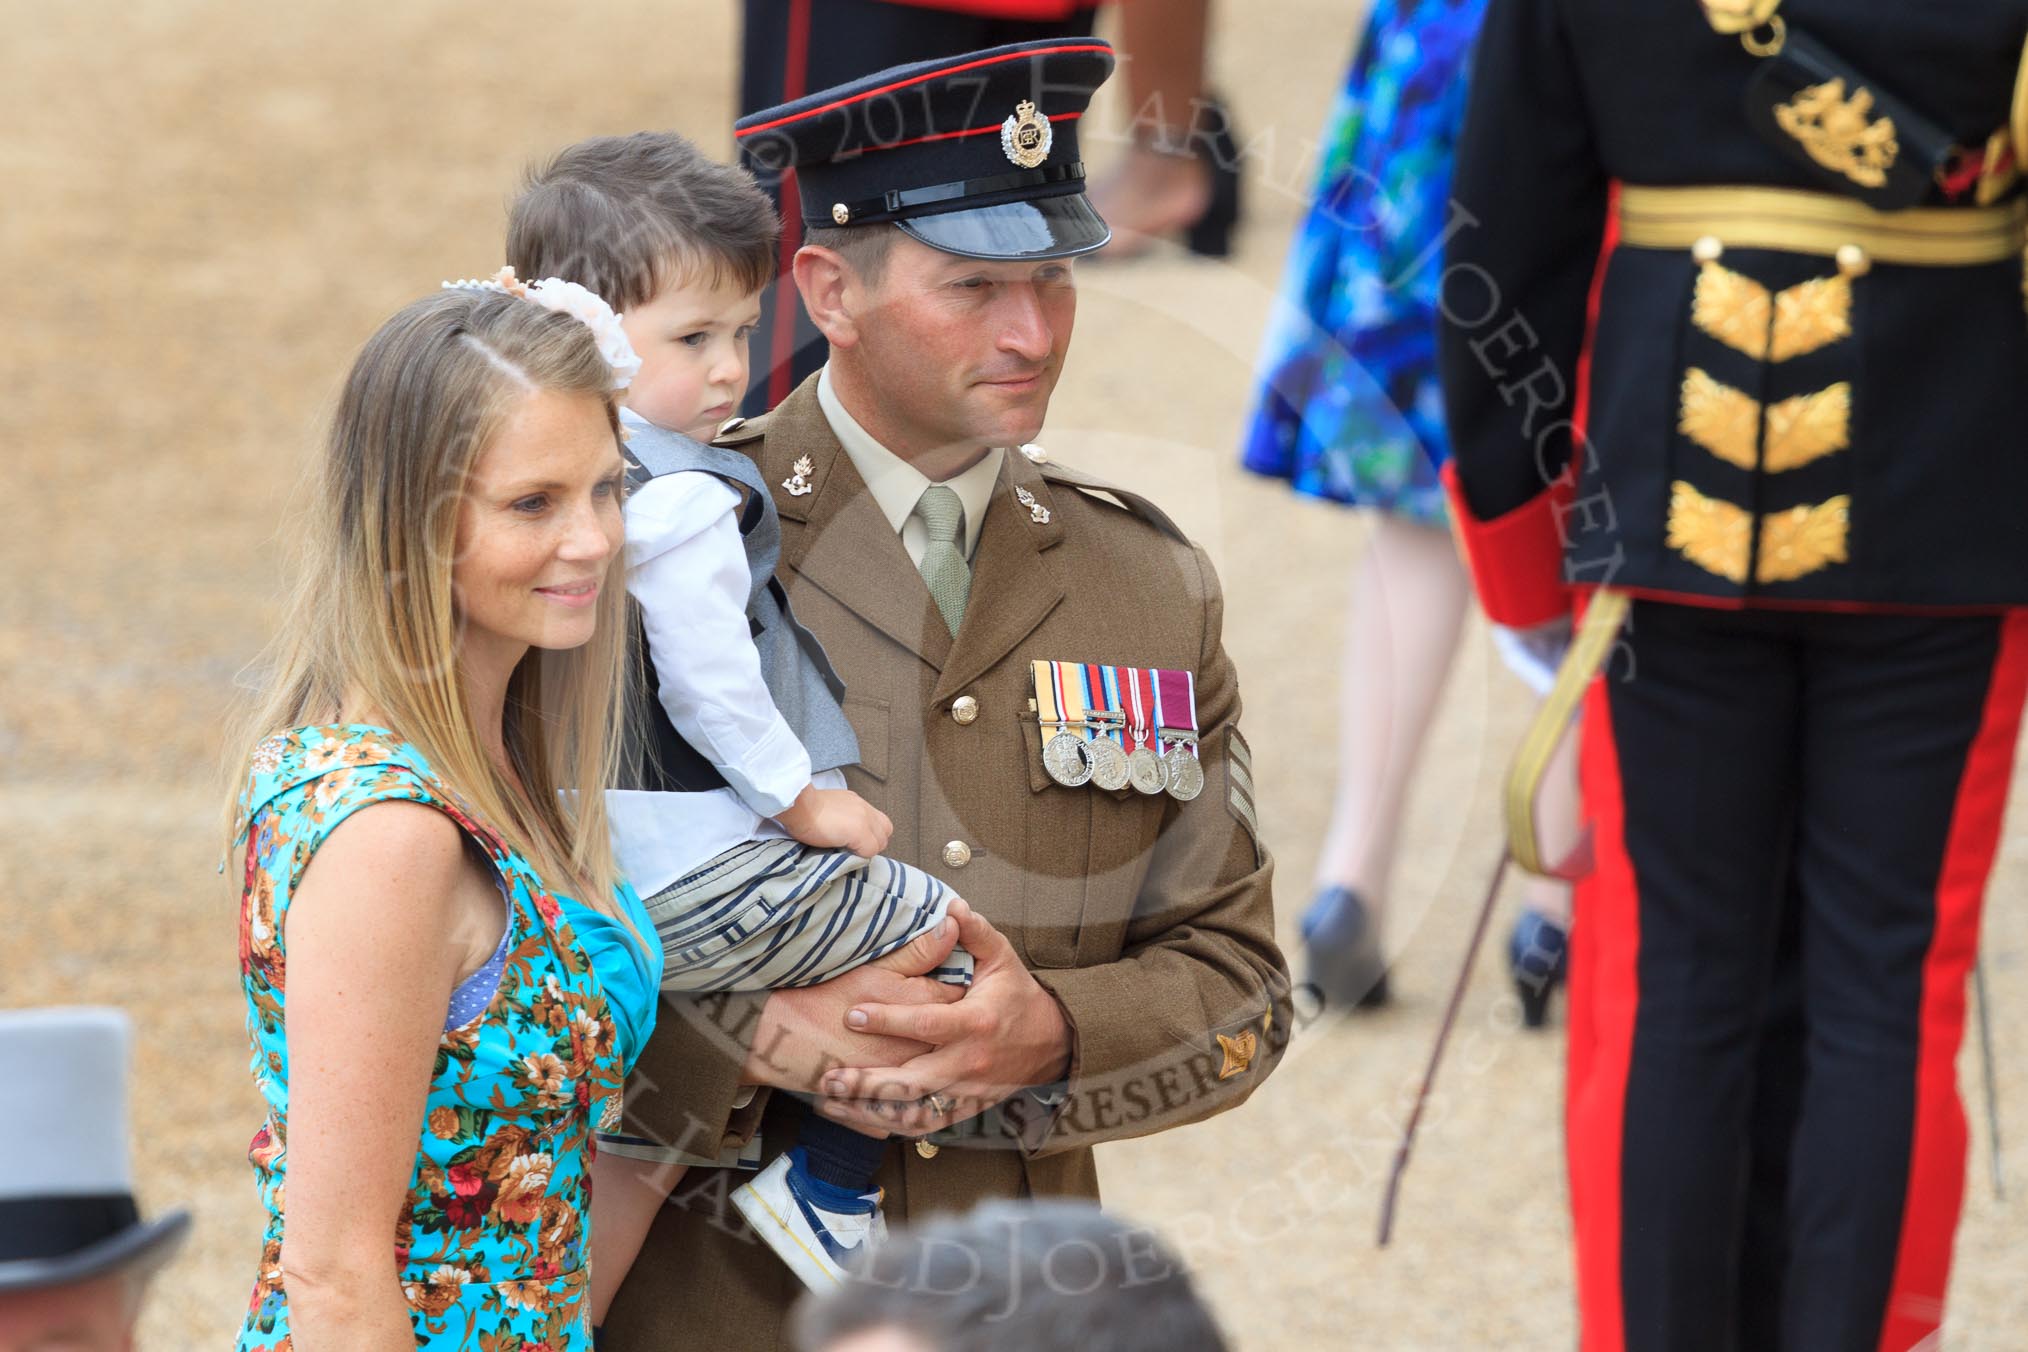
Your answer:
[603,374,1289,1349]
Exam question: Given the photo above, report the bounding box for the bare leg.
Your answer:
[1312,513,1472,927]
[1091,0,1214,254]
[589,1151,686,1325]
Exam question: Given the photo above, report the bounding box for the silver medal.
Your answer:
[1042,731,1095,787]
[1128,745,1168,795]
[1088,736,1131,792]
[1164,742,1205,801]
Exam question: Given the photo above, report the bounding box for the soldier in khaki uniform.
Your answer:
[601,39,1289,1349]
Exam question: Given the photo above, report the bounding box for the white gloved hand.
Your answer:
[1491,615,1575,697]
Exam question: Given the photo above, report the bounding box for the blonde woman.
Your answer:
[227,279,661,1351]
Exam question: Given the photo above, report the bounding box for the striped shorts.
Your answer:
[600,840,973,1169]
[645,839,974,992]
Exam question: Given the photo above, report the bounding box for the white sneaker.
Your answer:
[731,1151,888,1290]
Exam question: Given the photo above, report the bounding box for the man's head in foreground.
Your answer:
[793,1201,1228,1352]
[0,1008,190,1351]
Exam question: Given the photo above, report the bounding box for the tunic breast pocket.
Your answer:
[1013,710,1165,968]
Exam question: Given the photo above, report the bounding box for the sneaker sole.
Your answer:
[731,1180,848,1292]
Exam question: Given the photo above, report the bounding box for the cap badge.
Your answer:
[1001,99,1053,169]
[783,456,815,497]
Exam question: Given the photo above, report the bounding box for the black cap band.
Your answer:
[738,38,1116,261]
[818,162,1088,228]
[0,1194,140,1262]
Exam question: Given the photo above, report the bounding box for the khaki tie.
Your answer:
[914,484,970,636]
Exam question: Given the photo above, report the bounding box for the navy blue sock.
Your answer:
[796,1117,888,1193]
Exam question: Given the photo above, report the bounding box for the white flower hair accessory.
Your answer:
[442,265,641,391]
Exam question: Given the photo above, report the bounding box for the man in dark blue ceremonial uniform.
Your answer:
[1439,2,2028,1347]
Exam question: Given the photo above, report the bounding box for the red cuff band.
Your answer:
[1442,461,1572,628]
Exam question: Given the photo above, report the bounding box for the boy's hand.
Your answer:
[774,785,893,859]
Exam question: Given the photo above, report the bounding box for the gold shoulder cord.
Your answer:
[1702,0,1785,56]
[2014,26,2028,306]
[1503,590,1633,877]
[2014,25,2028,163]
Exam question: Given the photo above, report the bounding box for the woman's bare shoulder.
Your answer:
[297,799,478,912]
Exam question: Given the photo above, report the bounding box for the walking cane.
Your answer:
[1377,591,1629,1246]
[1973,956,2005,1201]
[1377,850,1510,1246]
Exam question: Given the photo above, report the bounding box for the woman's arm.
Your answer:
[280,800,478,1350]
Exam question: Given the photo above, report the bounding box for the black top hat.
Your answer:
[735,38,1117,261]
[0,1009,191,1292]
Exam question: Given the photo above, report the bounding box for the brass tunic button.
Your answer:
[1692,235,1724,264]
[915,1140,940,1160]
[950,695,980,726]
[942,840,972,868]
[1019,442,1049,464]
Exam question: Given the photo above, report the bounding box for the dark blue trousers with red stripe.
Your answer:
[737,0,1100,417]
[1568,600,2028,1352]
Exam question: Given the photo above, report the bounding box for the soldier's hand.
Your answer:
[738,915,963,1099]
[773,785,894,859]
[814,901,1073,1133]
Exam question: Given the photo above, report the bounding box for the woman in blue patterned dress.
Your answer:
[1241,0,1575,1020]
[226,283,662,1350]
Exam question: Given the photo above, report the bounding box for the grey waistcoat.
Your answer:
[622,419,859,789]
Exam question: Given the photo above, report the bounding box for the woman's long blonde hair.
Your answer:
[224,287,631,909]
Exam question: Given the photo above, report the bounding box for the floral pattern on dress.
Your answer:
[234,725,630,1352]
[1240,0,1489,526]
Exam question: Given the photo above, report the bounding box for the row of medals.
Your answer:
[1041,715,1204,801]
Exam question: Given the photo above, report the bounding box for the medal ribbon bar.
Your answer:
[1033,659,1095,787]
[1078,663,1131,790]
[1125,665,1169,795]
[1154,666,1204,801]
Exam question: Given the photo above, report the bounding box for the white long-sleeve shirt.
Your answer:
[607,381,1001,897]
[605,416,847,897]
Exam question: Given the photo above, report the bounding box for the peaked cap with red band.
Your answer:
[734,38,1116,261]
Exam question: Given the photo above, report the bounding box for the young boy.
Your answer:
[506,132,973,1307]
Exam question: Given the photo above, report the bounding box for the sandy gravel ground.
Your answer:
[5,2,2024,1347]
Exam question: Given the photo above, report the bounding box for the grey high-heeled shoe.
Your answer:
[1302,886,1390,1011]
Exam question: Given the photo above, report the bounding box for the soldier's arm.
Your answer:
[1020,544,1292,1157]
[612,928,968,1164]
[1436,0,1609,626]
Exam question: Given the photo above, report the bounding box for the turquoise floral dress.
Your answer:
[234,725,661,1352]
[1240,0,1489,526]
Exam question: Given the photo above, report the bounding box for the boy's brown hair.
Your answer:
[508,131,779,312]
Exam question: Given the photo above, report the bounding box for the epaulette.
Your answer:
[1036,460,1191,545]
[709,413,768,448]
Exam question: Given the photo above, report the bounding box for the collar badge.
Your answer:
[782,456,815,497]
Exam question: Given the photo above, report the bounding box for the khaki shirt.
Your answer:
[605,373,1289,1349]
[817,363,1001,565]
